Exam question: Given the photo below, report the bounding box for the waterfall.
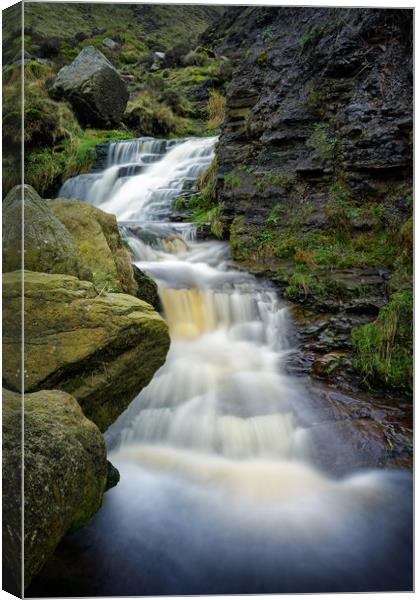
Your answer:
[48,136,412,595]
[59,136,216,221]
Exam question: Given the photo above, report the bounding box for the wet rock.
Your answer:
[105,460,120,490]
[3,185,91,280]
[150,51,166,71]
[311,351,349,378]
[50,46,129,127]
[2,388,107,590]
[3,270,170,432]
[306,382,413,473]
[132,264,161,311]
[210,9,411,395]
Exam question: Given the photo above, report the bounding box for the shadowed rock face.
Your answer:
[3,270,170,432]
[2,388,107,590]
[202,7,412,383]
[212,7,412,226]
[50,46,129,126]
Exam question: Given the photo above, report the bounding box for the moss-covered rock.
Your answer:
[3,185,91,280]
[3,270,170,431]
[48,199,162,306]
[2,388,107,590]
[47,199,137,294]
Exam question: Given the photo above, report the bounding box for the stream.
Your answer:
[29,136,412,595]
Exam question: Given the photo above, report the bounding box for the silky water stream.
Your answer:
[30,137,412,595]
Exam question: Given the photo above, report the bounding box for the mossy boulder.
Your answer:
[2,388,107,590]
[48,199,161,306]
[3,185,90,279]
[3,270,170,431]
[50,46,129,127]
[47,199,137,295]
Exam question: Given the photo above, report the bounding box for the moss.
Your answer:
[124,90,199,137]
[305,122,337,160]
[47,200,137,295]
[299,24,323,49]
[228,206,404,274]
[224,172,242,188]
[352,290,413,395]
[257,49,268,62]
[177,158,227,239]
[255,172,293,191]
[3,388,107,590]
[4,270,170,432]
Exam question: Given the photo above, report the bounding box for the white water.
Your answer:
[50,136,412,595]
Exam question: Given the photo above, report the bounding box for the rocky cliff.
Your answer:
[204,7,413,395]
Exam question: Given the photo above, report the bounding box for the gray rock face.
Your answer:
[206,8,412,387]
[2,388,107,590]
[2,184,90,280]
[213,8,412,228]
[102,37,119,50]
[50,46,129,126]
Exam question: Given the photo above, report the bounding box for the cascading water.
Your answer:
[37,136,412,595]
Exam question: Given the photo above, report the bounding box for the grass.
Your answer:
[255,172,293,191]
[224,172,242,189]
[124,91,194,137]
[267,204,286,225]
[22,3,218,55]
[352,290,413,395]
[175,158,227,239]
[285,273,327,301]
[207,90,225,131]
[228,182,412,282]
[3,60,136,196]
[305,122,337,160]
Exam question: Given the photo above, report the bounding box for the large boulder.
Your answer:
[47,199,137,295]
[48,199,161,306]
[3,388,107,590]
[50,46,129,127]
[3,185,90,280]
[3,270,170,431]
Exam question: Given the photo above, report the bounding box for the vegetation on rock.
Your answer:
[3,388,107,590]
[3,270,170,432]
[48,199,137,294]
[352,290,413,395]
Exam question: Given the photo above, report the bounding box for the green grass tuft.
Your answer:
[352,290,413,395]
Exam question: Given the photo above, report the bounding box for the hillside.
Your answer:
[3,2,225,195]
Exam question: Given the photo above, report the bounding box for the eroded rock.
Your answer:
[3,270,170,431]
